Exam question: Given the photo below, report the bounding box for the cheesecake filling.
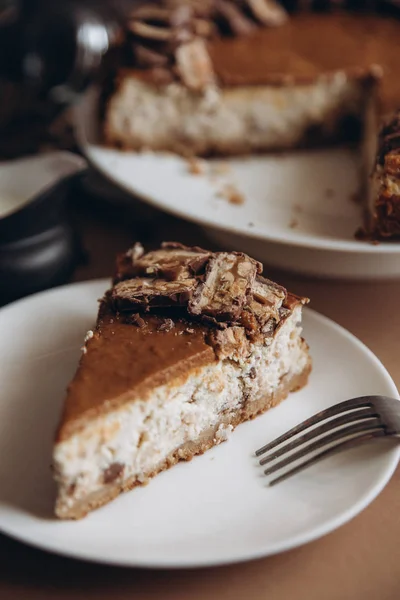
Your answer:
[105,73,372,155]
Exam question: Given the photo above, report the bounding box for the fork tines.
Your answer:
[256,397,386,486]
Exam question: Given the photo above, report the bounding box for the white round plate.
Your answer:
[76,90,400,280]
[0,280,399,568]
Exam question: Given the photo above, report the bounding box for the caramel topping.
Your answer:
[208,12,400,112]
[56,310,215,440]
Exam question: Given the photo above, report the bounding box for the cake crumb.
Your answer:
[215,423,234,444]
[289,218,298,229]
[187,157,207,175]
[84,330,94,343]
[212,162,230,176]
[218,184,245,205]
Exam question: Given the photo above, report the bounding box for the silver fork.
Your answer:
[255,396,400,486]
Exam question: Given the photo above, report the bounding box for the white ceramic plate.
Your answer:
[0,280,399,568]
[76,90,400,280]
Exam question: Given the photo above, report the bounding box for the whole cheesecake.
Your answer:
[102,3,400,238]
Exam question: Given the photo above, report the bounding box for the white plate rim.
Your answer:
[75,91,400,256]
[0,279,399,569]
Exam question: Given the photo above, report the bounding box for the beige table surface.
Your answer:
[1,193,400,600]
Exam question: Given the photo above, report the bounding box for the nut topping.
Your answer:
[175,38,216,90]
[109,241,308,345]
[215,0,257,36]
[117,243,210,281]
[189,252,260,320]
[112,277,197,311]
[246,0,288,27]
[125,0,288,89]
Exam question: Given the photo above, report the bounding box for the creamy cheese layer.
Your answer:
[105,75,369,155]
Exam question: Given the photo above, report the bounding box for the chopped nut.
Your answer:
[112,277,197,311]
[130,5,171,22]
[103,462,125,485]
[170,4,193,29]
[127,313,146,328]
[193,18,217,38]
[243,276,286,329]
[283,293,309,311]
[116,242,145,281]
[207,326,250,360]
[126,244,210,281]
[246,0,288,27]
[134,44,169,68]
[129,20,172,41]
[252,276,286,307]
[175,37,216,91]
[157,318,175,332]
[215,0,256,35]
[150,67,176,85]
[189,252,260,320]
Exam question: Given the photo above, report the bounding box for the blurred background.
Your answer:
[0,0,216,306]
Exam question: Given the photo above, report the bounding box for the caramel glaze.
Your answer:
[207,12,400,113]
[56,291,304,441]
[56,304,216,441]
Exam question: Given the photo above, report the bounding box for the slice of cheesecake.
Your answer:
[363,110,400,238]
[103,6,400,158]
[53,242,311,519]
